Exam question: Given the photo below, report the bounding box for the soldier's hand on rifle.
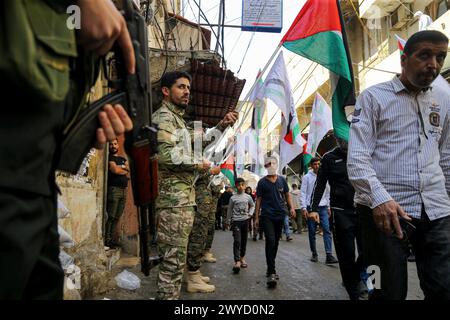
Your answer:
[209,166,221,175]
[95,104,133,149]
[77,0,136,74]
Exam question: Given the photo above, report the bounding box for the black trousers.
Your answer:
[358,204,450,300]
[261,216,283,275]
[232,220,248,262]
[331,208,365,300]
[0,187,64,299]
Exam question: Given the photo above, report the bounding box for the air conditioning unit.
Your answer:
[390,4,413,30]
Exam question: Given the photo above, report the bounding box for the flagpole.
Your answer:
[236,43,283,112]
[209,43,283,170]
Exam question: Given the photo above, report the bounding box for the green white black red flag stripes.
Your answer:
[220,153,236,187]
[280,0,355,141]
[264,51,306,170]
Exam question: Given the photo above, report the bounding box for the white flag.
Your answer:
[264,51,306,169]
[235,129,259,175]
[307,93,333,156]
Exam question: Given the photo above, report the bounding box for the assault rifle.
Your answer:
[58,0,161,276]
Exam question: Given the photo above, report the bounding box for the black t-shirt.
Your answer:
[108,155,129,188]
[256,175,289,220]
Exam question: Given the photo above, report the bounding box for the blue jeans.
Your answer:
[307,206,332,255]
[283,214,291,237]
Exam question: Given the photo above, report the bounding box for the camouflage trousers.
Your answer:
[187,200,215,271]
[156,206,194,300]
[204,198,217,250]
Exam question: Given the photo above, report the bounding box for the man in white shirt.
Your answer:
[290,184,303,233]
[348,30,450,300]
[300,157,337,264]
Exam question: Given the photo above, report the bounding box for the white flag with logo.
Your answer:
[264,51,306,169]
[306,93,333,156]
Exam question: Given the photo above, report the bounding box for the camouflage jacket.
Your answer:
[153,101,200,208]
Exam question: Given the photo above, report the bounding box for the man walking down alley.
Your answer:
[348,30,450,300]
[310,137,365,300]
[301,158,337,264]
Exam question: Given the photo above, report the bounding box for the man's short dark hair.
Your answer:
[310,157,320,166]
[404,30,449,56]
[235,178,245,185]
[292,183,298,189]
[160,71,192,89]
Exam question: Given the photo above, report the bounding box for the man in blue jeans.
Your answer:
[300,157,337,264]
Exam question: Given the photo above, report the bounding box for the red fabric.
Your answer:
[281,0,341,43]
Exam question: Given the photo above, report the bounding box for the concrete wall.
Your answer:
[56,76,112,299]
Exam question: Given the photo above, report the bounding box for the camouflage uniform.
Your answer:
[205,183,222,251]
[187,174,214,271]
[152,101,200,300]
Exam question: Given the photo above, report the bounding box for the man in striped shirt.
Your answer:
[348,30,450,300]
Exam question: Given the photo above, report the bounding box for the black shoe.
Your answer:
[310,254,318,262]
[325,254,338,264]
[232,266,241,274]
[267,274,277,288]
[265,272,279,280]
[286,236,293,242]
[253,236,257,241]
[407,253,416,262]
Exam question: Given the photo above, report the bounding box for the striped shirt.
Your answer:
[347,76,450,220]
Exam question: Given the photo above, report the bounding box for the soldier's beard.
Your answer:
[174,102,188,109]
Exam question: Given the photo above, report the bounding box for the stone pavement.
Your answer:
[93,229,424,300]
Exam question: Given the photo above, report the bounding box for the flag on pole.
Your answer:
[280,0,355,141]
[302,142,311,174]
[264,51,306,170]
[395,34,406,55]
[250,69,266,177]
[220,153,236,187]
[303,93,333,170]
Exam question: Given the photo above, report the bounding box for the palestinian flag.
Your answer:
[220,153,237,187]
[302,142,312,174]
[395,34,406,55]
[280,0,355,141]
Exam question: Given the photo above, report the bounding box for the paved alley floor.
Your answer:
[95,229,424,300]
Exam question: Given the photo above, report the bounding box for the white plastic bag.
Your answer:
[59,249,74,270]
[57,199,71,219]
[115,270,141,290]
[58,225,75,248]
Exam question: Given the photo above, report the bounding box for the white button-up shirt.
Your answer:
[348,76,450,220]
[300,170,330,209]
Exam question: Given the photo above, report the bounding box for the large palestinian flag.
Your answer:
[280,0,355,140]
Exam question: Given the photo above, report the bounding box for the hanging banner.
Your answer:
[242,0,283,33]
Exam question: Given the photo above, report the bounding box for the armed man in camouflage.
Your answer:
[185,173,217,293]
[152,71,237,300]
[0,0,134,299]
[203,180,224,262]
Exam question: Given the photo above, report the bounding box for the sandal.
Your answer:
[232,261,241,274]
[240,260,248,268]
